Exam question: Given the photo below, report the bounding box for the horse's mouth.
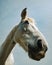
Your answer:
[28,49,45,61]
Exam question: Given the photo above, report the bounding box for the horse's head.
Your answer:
[14,8,48,61]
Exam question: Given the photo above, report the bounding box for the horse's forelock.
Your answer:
[22,17,36,25]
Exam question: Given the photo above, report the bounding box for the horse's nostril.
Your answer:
[45,46,48,52]
[37,39,42,49]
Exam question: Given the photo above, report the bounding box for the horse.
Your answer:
[0,8,48,65]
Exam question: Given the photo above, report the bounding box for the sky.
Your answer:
[0,0,52,65]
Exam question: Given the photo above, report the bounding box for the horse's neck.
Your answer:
[0,25,18,65]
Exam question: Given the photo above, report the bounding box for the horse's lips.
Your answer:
[28,49,45,61]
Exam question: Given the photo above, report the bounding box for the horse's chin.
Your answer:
[28,49,45,61]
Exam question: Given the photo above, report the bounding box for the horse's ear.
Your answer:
[21,8,27,19]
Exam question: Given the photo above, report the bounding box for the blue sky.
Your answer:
[0,0,52,65]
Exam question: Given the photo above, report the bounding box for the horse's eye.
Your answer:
[24,20,29,24]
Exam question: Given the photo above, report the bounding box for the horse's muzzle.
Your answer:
[28,44,47,61]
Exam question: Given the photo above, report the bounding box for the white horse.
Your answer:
[0,8,48,65]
